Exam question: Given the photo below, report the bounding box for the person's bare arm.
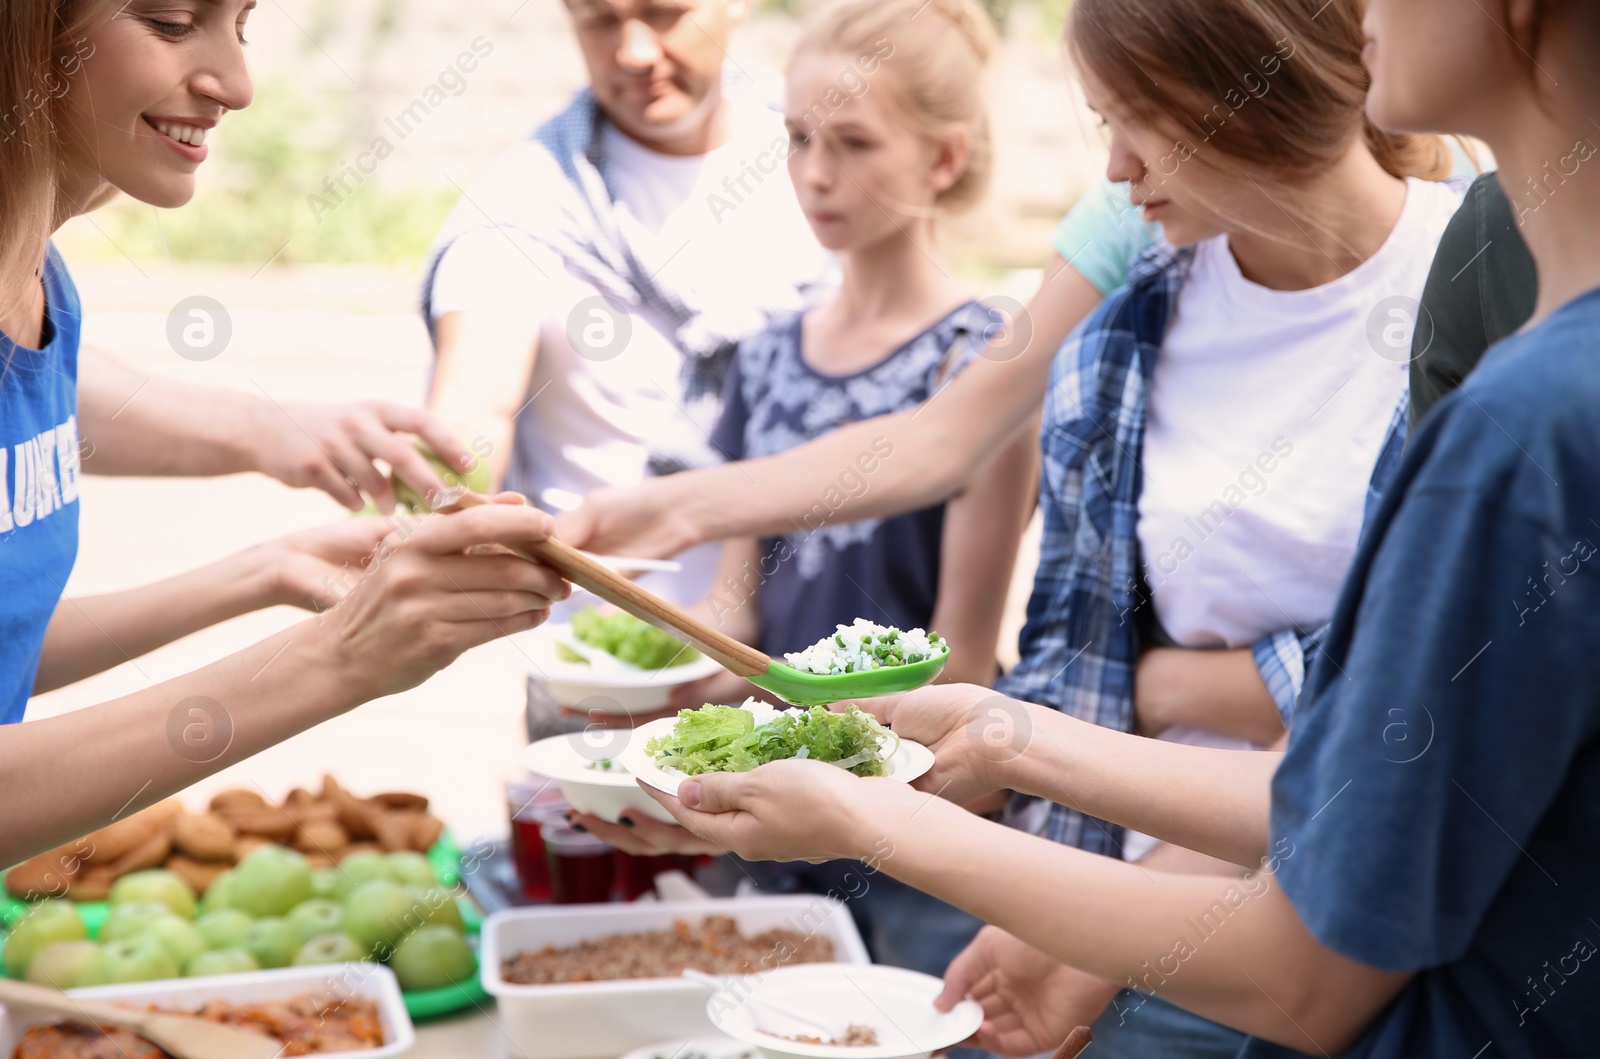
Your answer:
[1135,647,1286,744]
[662,763,1410,1053]
[77,347,468,512]
[2,500,566,867]
[34,519,394,693]
[427,310,542,489]
[929,417,1040,687]
[557,258,1102,557]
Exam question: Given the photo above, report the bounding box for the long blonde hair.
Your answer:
[0,0,114,313]
[790,0,999,215]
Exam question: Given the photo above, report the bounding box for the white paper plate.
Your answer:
[513,621,725,715]
[521,730,677,824]
[619,701,934,798]
[705,963,983,1059]
[617,1036,757,1059]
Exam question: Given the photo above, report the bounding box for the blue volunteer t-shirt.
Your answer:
[1,244,84,724]
[1243,289,1600,1058]
[709,302,989,658]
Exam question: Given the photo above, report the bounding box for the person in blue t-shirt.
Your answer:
[639,0,1600,1056]
[0,0,566,870]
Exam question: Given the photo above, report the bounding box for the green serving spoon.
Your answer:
[443,492,947,705]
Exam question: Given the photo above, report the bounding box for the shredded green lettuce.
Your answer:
[569,607,700,669]
[645,704,891,777]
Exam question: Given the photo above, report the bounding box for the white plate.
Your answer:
[619,701,934,798]
[522,730,677,824]
[514,621,725,716]
[617,1035,757,1059]
[706,963,983,1059]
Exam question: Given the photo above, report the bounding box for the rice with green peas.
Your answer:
[784,618,947,675]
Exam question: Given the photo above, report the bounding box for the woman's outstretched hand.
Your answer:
[554,479,699,562]
[643,758,909,864]
[313,494,570,698]
[936,925,1118,1056]
[867,684,1038,806]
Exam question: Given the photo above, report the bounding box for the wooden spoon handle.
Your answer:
[0,978,147,1030]
[1050,1027,1093,1059]
[444,492,771,678]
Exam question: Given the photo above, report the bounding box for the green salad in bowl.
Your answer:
[556,607,701,670]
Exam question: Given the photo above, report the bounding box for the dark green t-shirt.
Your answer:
[1408,173,1538,426]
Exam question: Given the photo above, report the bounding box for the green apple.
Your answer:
[385,851,438,890]
[292,932,368,967]
[231,846,313,917]
[201,869,238,912]
[108,869,197,919]
[3,900,87,977]
[331,851,392,900]
[99,902,175,944]
[311,868,340,900]
[186,948,260,977]
[406,887,464,932]
[25,940,99,988]
[142,916,207,969]
[342,879,414,956]
[241,917,300,969]
[78,938,180,986]
[393,439,490,513]
[389,926,476,992]
[195,909,255,951]
[285,899,344,944]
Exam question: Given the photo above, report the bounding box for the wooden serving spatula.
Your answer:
[440,490,948,705]
[0,979,284,1059]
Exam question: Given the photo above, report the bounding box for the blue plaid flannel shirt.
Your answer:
[997,242,1409,858]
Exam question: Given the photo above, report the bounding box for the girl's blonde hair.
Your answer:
[791,0,998,214]
[0,0,114,309]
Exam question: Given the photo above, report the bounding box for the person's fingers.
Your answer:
[616,810,726,855]
[449,608,551,650]
[319,433,396,514]
[428,590,561,623]
[936,935,988,1011]
[675,769,759,814]
[403,504,554,557]
[565,812,656,854]
[402,552,568,599]
[303,452,366,512]
[368,402,474,471]
[355,420,446,504]
[551,504,595,550]
[638,782,747,849]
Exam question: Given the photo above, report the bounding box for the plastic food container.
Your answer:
[481,896,872,1059]
[0,963,414,1058]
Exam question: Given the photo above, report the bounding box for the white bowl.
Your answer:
[706,963,983,1059]
[514,621,726,715]
[0,963,413,1059]
[522,729,677,824]
[481,897,872,1059]
[621,701,934,798]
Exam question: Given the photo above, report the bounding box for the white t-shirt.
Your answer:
[1123,177,1463,862]
[428,97,830,604]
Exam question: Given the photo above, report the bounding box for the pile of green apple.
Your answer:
[3,846,477,993]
